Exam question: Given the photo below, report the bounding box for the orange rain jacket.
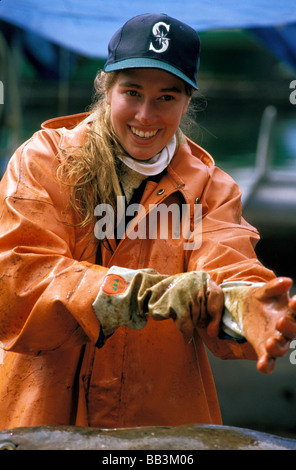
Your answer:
[0,113,275,430]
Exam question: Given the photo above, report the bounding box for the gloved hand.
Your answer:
[92,266,224,344]
[141,271,223,342]
[92,266,167,339]
[221,277,296,374]
[220,280,265,341]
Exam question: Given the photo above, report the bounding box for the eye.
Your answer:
[126,90,141,97]
[159,94,175,101]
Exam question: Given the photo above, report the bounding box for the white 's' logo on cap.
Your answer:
[149,21,170,53]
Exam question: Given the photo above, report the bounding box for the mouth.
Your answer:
[130,126,159,139]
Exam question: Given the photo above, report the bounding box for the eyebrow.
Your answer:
[118,81,183,93]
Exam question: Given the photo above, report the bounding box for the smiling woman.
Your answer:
[106,69,191,160]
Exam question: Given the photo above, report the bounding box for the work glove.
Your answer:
[221,277,296,374]
[92,266,224,345]
[93,266,167,341]
[220,280,265,341]
[142,271,223,341]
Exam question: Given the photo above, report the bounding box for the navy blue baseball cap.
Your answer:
[104,13,201,90]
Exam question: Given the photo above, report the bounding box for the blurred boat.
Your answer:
[228,106,296,277]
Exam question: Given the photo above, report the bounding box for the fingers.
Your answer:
[256,328,295,374]
[173,278,224,342]
[256,354,276,374]
[255,277,293,300]
[174,317,194,344]
[277,314,296,339]
[256,332,292,374]
[190,279,224,337]
[205,279,224,337]
[265,333,290,357]
[249,333,276,374]
[288,295,296,313]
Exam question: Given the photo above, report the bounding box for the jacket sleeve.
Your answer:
[0,131,108,355]
[186,164,276,360]
[186,164,275,284]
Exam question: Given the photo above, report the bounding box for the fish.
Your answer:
[0,424,296,450]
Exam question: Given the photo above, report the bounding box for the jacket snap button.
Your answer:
[157,189,165,195]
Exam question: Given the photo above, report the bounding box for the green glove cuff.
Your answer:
[92,266,166,337]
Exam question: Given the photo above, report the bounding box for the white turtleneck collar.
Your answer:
[116,133,177,176]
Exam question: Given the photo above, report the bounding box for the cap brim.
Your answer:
[104,58,198,90]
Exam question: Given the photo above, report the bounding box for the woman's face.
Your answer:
[106,68,191,160]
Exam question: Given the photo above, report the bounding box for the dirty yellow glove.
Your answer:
[92,266,223,345]
[142,271,223,342]
[220,280,265,341]
[222,277,296,374]
[92,266,167,339]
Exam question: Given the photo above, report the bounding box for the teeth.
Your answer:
[131,127,158,139]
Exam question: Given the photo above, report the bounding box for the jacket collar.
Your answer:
[41,112,215,207]
[166,139,214,206]
[42,112,90,148]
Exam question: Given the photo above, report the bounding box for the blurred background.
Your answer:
[1,1,296,439]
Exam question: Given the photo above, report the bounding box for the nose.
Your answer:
[135,99,157,125]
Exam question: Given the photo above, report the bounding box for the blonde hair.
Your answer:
[57,70,125,228]
[57,70,196,229]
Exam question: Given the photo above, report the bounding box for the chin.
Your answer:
[132,154,154,161]
[127,148,156,161]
